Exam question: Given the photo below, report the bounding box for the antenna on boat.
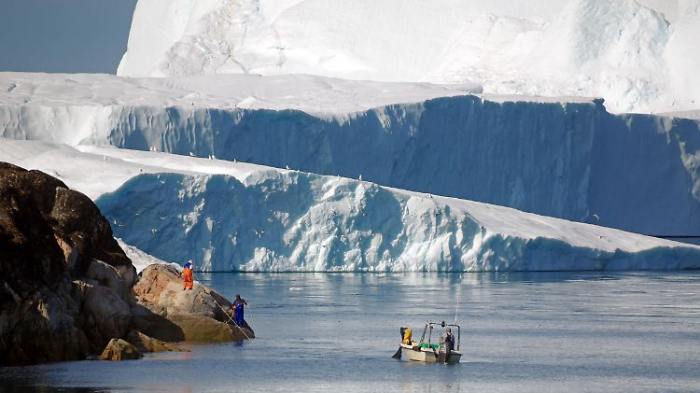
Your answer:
[454,273,462,324]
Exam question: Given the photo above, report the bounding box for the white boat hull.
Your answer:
[400,343,461,364]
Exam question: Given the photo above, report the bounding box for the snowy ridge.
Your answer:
[2,140,698,272]
[3,74,699,237]
[0,72,480,116]
[117,0,700,113]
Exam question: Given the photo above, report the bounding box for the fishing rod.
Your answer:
[189,268,253,341]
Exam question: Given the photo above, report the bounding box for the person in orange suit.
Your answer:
[180,260,194,290]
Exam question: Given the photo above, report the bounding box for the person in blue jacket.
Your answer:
[230,294,248,326]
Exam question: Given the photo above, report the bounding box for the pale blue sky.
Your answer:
[0,0,137,74]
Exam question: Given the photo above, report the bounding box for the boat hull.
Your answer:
[400,343,461,364]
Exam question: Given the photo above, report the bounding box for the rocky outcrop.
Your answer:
[133,264,254,342]
[0,163,135,365]
[0,163,251,366]
[125,330,187,353]
[100,338,142,361]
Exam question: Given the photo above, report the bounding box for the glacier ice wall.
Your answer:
[3,95,700,237]
[96,171,700,272]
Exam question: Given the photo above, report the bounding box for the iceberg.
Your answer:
[2,139,698,272]
[2,72,699,237]
[117,0,700,113]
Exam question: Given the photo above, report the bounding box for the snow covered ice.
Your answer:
[2,72,700,237]
[118,0,700,114]
[2,140,699,272]
[1,0,700,272]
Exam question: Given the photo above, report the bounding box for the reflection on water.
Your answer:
[2,271,700,392]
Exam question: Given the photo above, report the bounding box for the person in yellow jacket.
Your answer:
[180,260,194,290]
[402,327,412,344]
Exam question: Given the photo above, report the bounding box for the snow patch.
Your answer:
[117,238,181,273]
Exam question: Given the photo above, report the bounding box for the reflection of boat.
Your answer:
[397,321,461,364]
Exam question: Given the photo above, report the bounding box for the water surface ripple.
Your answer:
[2,271,700,392]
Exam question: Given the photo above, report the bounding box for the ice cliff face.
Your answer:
[4,140,698,272]
[2,75,700,238]
[117,0,700,113]
[96,170,700,272]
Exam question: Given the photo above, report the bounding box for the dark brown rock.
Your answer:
[99,338,142,361]
[0,163,135,365]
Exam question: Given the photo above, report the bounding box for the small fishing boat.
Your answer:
[394,321,462,364]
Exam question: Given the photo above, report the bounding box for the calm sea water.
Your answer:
[2,271,700,392]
